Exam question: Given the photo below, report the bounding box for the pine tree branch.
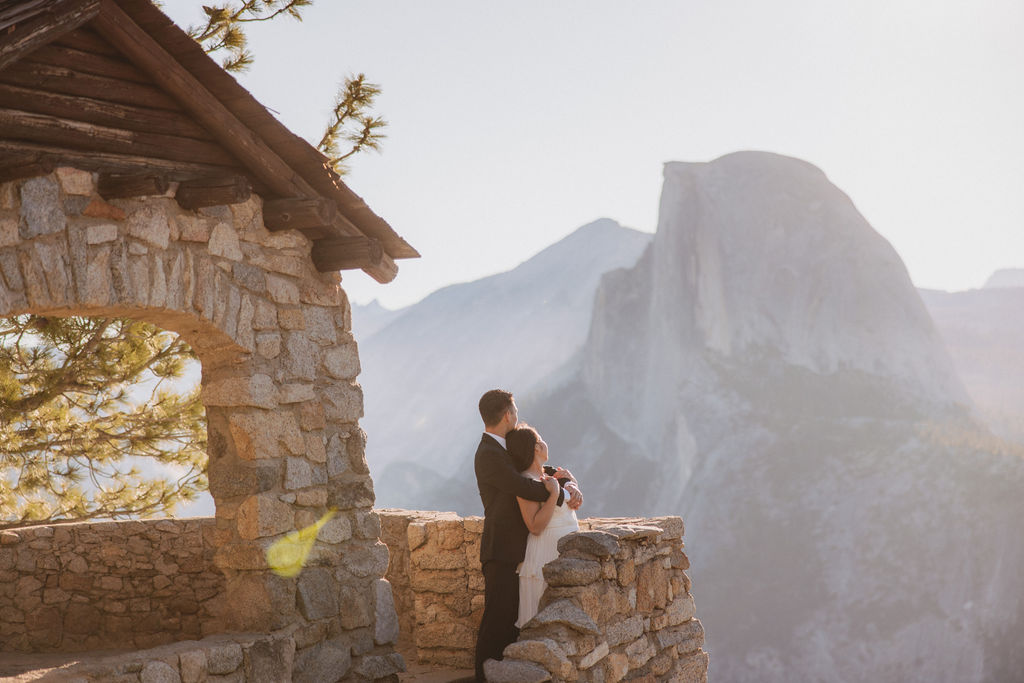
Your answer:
[1,315,206,527]
[0,318,112,418]
[189,0,311,72]
[318,75,387,175]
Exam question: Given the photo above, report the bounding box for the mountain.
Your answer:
[351,299,403,339]
[516,153,1024,682]
[982,268,1024,289]
[922,285,1024,443]
[351,152,1024,680]
[356,218,652,507]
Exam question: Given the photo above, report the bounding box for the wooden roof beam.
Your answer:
[0,82,212,140]
[263,197,336,233]
[98,173,169,199]
[175,174,251,210]
[0,152,57,184]
[91,1,314,201]
[311,236,398,283]
[0,0,100,71]
[90,0,397,282]
[0,139,242,180]
[363,252,399,284]
[0,107,238,165]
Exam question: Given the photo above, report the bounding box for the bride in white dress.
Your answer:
[505,424,580,628]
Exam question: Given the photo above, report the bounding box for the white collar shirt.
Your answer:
[484,432,506,450]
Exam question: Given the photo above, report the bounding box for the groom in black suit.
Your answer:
[472,389,582,682]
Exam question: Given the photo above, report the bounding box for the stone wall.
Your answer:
[0,519,222,653]
[490,518,708,683]
[5,631,297,682]
[378,510,708,682]
[0,169,401,681]
[378,510,484,669]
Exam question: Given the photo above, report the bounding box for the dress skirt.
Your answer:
[516,503,579,628]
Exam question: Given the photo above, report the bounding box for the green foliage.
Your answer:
[188,0,313,73]
[318,73,387,176]
[0,2,389,529]
[187,1,387,175]
[0,316,206,529]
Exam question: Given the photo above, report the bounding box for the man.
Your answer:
[473,389,582,682]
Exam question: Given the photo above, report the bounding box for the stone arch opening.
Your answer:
[0,311,209,528]
[0,169,403,679]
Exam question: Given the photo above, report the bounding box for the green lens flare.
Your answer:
[266,508,338,577]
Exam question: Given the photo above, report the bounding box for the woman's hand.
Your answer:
[551,467,576,484]
[542,475,560,495]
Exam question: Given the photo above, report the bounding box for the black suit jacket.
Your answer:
[474,433,564,565]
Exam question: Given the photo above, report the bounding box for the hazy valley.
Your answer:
[353,152,1024,682]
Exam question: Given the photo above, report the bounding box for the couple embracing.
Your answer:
[472,389,584,682]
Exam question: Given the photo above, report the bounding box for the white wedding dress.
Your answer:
[516,489,579,628]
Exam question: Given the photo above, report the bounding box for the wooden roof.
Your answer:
[0,0,418,282]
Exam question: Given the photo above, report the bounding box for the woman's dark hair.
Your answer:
[506,424,539,472]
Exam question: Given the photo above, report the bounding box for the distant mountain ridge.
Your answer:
[983,268,1024,289]
[352,153,1024,682]
[574,154,968,461]
[521,152,1024,682]
[921,286,1024,443]
[354,218,652,506]
[350,299,402,339]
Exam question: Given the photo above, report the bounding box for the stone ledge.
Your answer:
[379,510,708,683]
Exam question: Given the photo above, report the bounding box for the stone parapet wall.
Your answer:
[5,631,404,683]
[0,518,223,653]
[378,510,483,669]
[10,632,297,682]
[490,517,708,683]
[378,510,708,682]
[0,517,404,682]
[0,169,402,680]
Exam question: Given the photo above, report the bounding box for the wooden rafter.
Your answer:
[0,0,414,282]
[263,198,337,232]
[0,151,56,184]
[30,42,154,84]
[90,0,312,200]
[311,236,398,282]
[0,0,101,71]
[0,60,181,110]
[98,172,169,199]
[0,82,211,140]
[0,139,243,180]
[89,0,405,280]
[50,25,120,57]
[175,174,251,210]
[0,107,237,165]
[362,252,399,284]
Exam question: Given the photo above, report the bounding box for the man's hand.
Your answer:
[564,481,583,510]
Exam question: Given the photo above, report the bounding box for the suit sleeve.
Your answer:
[478,451,564,505]
[545,465,574,490]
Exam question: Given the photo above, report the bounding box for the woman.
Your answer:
[505,423,580,627]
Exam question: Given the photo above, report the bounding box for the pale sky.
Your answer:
[160,0,1024,309]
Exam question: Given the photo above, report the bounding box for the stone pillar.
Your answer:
[0,169,403,680]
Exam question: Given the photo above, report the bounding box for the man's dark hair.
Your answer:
[506,424,539,472]
[479,389,514,427]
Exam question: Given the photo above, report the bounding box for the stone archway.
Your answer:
[0,168,401,678]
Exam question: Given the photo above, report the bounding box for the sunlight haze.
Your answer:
[160,0,1024,309]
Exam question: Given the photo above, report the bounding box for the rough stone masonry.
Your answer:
[0,168,402,681]
[379,510,709,683]
[0,168,708,682]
